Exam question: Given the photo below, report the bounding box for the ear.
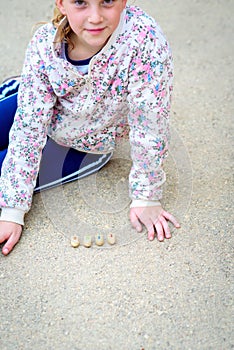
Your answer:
[56,0,66,16]
[122,0,127,10]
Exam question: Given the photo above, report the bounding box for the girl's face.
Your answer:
[56,0,127,54]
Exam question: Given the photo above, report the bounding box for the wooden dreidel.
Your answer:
[95,234,104,246]
[70,235,80,248]
[107,233,116,245]
[83,235,92,248]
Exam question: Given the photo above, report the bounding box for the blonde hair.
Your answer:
[52,6,74,48]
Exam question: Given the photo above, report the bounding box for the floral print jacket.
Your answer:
[0,6,173,225]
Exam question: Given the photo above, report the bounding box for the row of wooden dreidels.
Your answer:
[71,233,116,248]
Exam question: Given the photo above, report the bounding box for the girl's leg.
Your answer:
[0,137,112,192]
[0,79,19,174]
[0,78,112,192]
[0,79,19,150]
[35,138,112,192]
[0,149,7,176]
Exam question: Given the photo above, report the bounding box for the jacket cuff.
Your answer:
[130,199,161,208]
[0,208,25,226]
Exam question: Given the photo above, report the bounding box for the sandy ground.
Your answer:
[0,0,233,349]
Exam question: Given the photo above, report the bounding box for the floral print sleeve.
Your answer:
[127,24,173,201]
[0,32,56,213]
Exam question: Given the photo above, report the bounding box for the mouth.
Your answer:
[86,27,106,35]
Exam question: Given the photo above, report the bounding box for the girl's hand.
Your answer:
[0,221,22,255]
[130,205,180,241]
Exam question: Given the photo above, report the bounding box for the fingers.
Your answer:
[143,220,154,241]
[153,211,180,241]
[155,216,171,241]
[0,231,9,244]
[0,222,22,256]
[2,231,21,255]
[155,221,164,241]
[162,210,181,228]
[129,209,143,232]
[130,206,180,242]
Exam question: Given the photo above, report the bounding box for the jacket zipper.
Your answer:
[78,57,95,114]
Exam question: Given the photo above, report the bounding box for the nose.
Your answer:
[88,8,103,24]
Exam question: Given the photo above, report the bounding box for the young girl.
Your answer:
[0,0,180,255]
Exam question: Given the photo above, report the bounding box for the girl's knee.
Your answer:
[0,149,7,175]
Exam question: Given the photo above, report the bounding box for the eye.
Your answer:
[102,0,115,7]
[74,0,87,8]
